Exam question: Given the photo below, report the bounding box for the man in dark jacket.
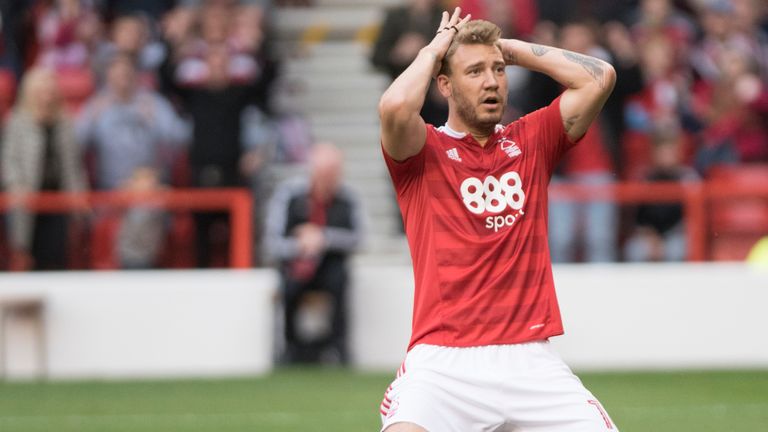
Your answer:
[265,142,364,364]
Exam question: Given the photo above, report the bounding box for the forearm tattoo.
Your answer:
[530,44,551,57]
[563,114,579,133]
[503,50,518,65]
[562,50,606,88]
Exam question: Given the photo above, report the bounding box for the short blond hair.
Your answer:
[438,20,502,76]
[17,67,62,117]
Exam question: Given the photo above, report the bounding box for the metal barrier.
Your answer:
[2,181,767,265]
[549,180,768,261]
[0,188,254,268]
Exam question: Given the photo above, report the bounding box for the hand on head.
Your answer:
[424,7,471,76]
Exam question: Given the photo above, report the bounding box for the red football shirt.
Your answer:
[383,95,578,349]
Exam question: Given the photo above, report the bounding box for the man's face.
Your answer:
[443,43,508,130]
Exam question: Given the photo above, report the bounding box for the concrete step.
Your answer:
[308,111,380,128]
[284,55,376,76]
[313,0,404,7]
[274,6,383,41]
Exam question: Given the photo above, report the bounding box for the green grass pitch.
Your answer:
[1,368,766,431]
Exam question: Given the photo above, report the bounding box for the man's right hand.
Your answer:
[378,7,470,162]
[423,8,471,77]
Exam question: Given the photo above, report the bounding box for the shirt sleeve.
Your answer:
[381,124,428,196]
[520,94,580,178]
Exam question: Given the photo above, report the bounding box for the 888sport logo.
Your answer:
[459,171,526,232]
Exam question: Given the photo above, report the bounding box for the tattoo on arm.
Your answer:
[503,50,518,65]
[530,44,551,57]
[563,114,579,133]
[562,50,606,88]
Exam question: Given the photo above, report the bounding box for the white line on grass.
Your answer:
[0,410,371,428]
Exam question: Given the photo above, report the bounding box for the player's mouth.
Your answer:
[481,95,502,109]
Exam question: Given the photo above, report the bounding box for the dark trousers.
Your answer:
[193,211,229,268]
[282,258,348,364]
[31,213,68,270]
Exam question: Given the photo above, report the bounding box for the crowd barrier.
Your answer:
[1,173,767,266]
[0,189,253,268]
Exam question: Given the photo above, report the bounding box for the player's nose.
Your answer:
[482,69,499,89]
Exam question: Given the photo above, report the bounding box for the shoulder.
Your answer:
[274,176,310,199]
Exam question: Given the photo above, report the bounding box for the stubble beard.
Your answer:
[453,88,505,135]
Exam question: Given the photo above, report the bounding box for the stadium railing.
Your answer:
[0,188,253,268]
[1,178,767,266]
[549,178,768,261]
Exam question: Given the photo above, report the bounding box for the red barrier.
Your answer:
[0,189,253,268]
[549,180,768,261]
[2,181,766,265]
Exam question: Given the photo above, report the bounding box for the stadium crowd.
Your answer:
[0,0,767,271]
[372,0,768,263]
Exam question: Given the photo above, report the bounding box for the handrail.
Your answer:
[549,180,768,261]
[1,181,766,266]
[0,188,253,268]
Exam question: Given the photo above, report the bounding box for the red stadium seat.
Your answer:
[90,213,120,270]
[56,68,95,114]
[707,164,768,260]
[0,69,17,119]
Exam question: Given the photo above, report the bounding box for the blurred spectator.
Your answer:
[265,142,364,365]
[92,13,166,87]
[730,0,768,81]
[536,0,634,25]
[623,33,694,179]
[1,67,87,270]
[690,45,768,174]
[76,52,187,190]
[101,0,176,22]
[370,0,447,126]
[32,0,104,71]
[628,0,696,59]
[458,0,538,39]
[624,121,699,262]
[601,21,646,174]
[76,52,188,268]
[545,20,619,262]
[157,0,276,267]
[0,0,35,76]
[173,43,267,267]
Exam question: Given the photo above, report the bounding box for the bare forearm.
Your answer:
[501,39,613,92]
[501,39,615,139]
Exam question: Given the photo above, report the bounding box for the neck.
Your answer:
[445,114,494,147]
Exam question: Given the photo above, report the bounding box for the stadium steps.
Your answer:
[272,3,409,260]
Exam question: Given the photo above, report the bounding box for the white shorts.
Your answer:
[380,341,618,432]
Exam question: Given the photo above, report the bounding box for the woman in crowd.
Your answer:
[1,67,87,270]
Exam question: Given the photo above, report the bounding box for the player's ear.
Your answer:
[437,74,452,98]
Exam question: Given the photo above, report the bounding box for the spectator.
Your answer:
[623,33,693,179]
[265,142,364,365]
[545,20,619,262]
[371,0,447,126]
[457,0,538,39]
[76,52,188,268]
[32,0,104,71]
[76,52,187,190]
[624,121,699,261]
[173,44,266,267]
[1,67,87,270]
[629,0,696,58]
[92,13,166,87]
[690,45,768,174]
[0,0,34,76]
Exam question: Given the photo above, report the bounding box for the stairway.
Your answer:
[272,0,410,263]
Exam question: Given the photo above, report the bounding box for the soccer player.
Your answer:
[378,8,617,432]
